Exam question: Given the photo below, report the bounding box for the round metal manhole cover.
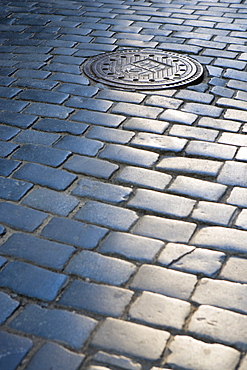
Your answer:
[82,49,204,90]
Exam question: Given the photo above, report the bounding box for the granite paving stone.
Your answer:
[9,304,97,349]
[191,201,236,226]
[0,261,67,301]
[92,351,141,370]
[115,165,172,190]
[0,233,75,269]
[0,331,33,370]
[11,144,71,167]
[74,201,138,231]
[220,256,247,284]
[157,157,222,177]
[159,109,197,125]
[130,133,187,152]
[63,155,119,179]
[128,188,195,218]
[59,279,133,317]
[91,318,170,361]
[0,202,48,232]
[133,215,196,243]
[33,118,88,135]
[0,111,37,128]
[217,161,247,187]
[54,135,103,156]
[198,117,241,132]
[169,125,219,142]
[111,102,163,119]
[169,247,225,277]
[191,226,247,254]
[0,177,32,201]
[166,335,240,370]
[168,176,227,201]
[86,126,134,144]
[99,231,163,262]
[130,264,197,300]
[72,178,132,204]
[25,342,85,370]
[99,144,159,168]
[157,243,195,267]
[41,217,108,249]
[66,250,136,286]
[13,162,77,190]
[1,0,247,367]
[189,305,247,351]
[0,125,19,140]
[128,291,191,330]
[185,141,236,160]
[181,102,223,117]
[123,117,169,134]
[71,110,125,128]
[0,291,19,324]
[23,102,74,119]
[17,89,69,104]
[0,141,18,157]
[192,278,247,314]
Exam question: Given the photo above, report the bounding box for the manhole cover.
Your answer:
[82,49,204,90]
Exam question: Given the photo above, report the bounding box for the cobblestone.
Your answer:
[166,335,240,370]
[115,165,172,190]
[192,278,247,314]
[0,233,75,269]
[130,264,197,300]
[189,305,247,351]
[91,318,170,361]
[0,177,32,201]
[129,291,190,330]
[13,162,77,190]
[168,176,227,201]
[0,261,67,301]
[66,250,136,286]
[41,217,108,249]
[59,279,133,317]
[74,201,138,231]
[0,291,19,324]
[22,188,79,216]
[128,188,195,218]
[9,304,97,349]
[0,331,33,370]
[99,144,159,168]
[25,342,85,370]
[1,0,247,367]
[99,231,163,262]
[220,257,247,284]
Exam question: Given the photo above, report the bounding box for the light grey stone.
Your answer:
[93,351,141,370]
[191,226,247,254]
[166,335,240,370]
[191,201,236,226]
[130,264,197,300]
[220,256,247,284]
[158,243,195,266]
[129,291,191,330]
[91,318,170,361]
[192,278,247,314]
[168,176,227,201]
[189,305,247,350]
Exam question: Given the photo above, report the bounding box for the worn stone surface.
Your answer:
[91,318,170,361]
[166,335,240,370]
[1,0,247,368]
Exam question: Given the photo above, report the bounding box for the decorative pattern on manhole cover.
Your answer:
[82,49,204,90]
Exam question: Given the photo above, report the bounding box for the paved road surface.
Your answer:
[0,0,247,368]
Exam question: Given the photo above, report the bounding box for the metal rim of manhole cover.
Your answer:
[82,49,204,90]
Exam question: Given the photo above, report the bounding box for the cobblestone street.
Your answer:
[0,0,247,368]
